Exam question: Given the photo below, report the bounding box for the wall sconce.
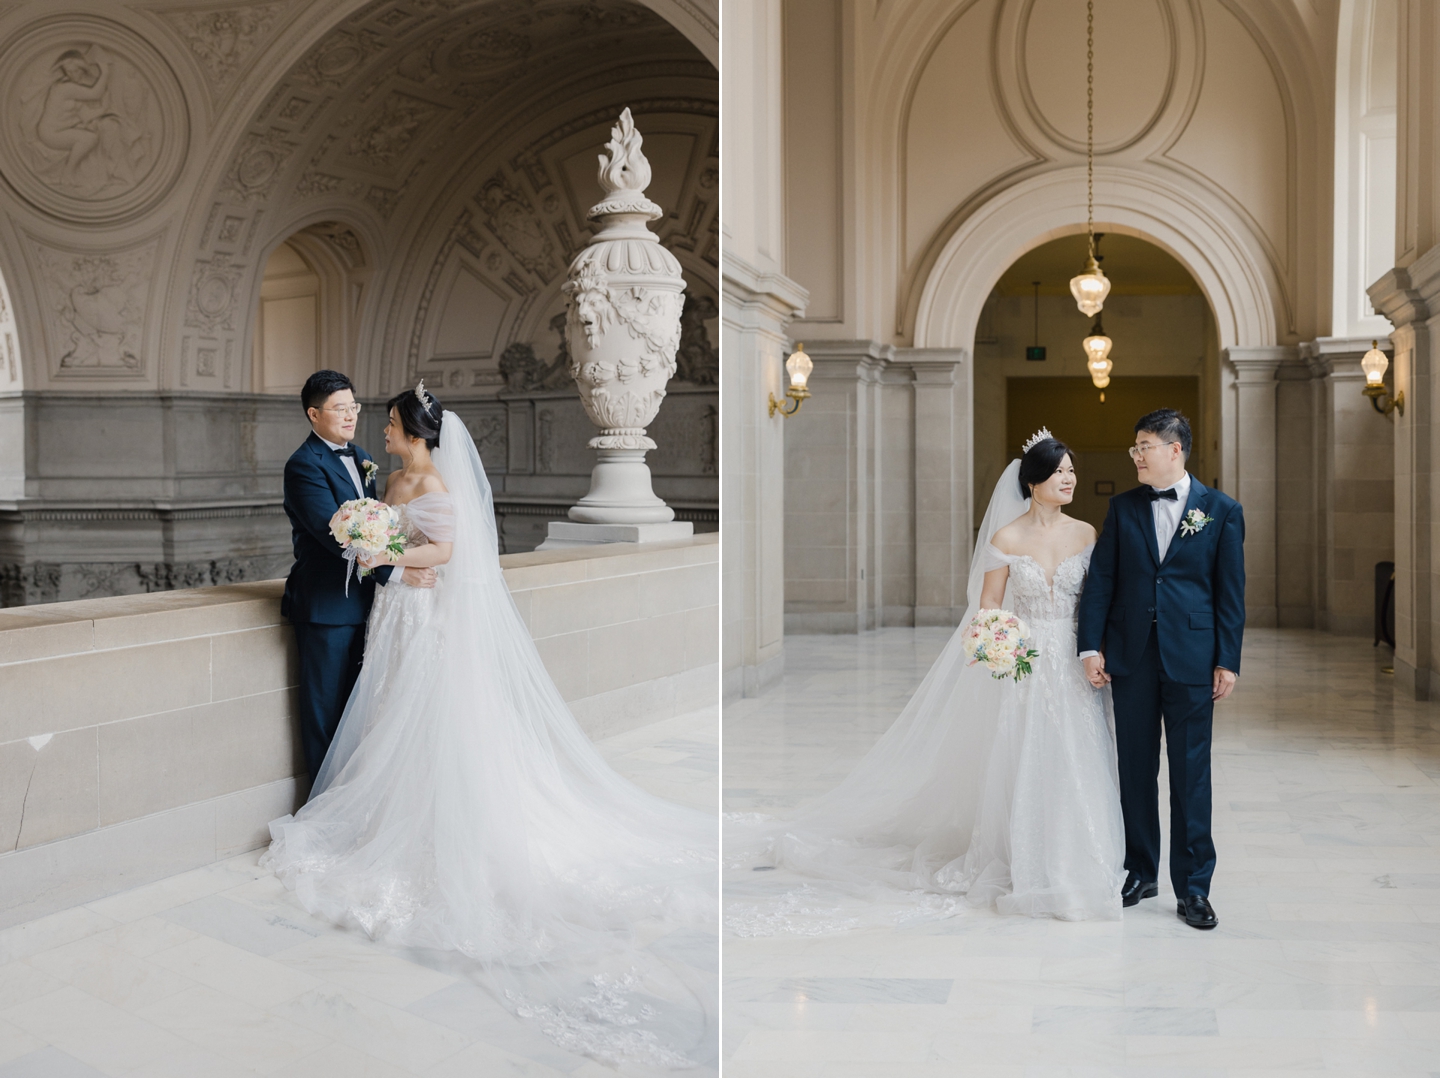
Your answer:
[1361,340,1403,416]
[769,343,813,417]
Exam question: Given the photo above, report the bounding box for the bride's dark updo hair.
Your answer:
[1018,436,1073,498]
[387,386,443,450]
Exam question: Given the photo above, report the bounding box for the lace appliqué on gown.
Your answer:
[934,546,1126,920]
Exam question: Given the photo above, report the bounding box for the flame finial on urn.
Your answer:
[590,108,663,222]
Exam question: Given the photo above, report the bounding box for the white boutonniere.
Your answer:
[1179,508,1214,537]
[361,459,378,485]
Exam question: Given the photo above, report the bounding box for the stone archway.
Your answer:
[911,166,1290,625]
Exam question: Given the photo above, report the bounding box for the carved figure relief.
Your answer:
[469,413,506,464]
[347,92,442,166]
[19,46,155,198]
[35,240,156,374]
[0,20,187,223]
[162,3,285,90]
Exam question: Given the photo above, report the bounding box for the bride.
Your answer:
[728,430,1125,927]
[263,384,716,1069]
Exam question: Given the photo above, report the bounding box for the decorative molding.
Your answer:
[185,251,245,333]
[158,2,286,95]
[220,126,295,201]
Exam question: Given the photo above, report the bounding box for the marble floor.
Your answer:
[723,628,1440,1077]
[0,706,718,1078]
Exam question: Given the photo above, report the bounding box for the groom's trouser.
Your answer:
[1109,630,1217,898]
[291,621,367,787]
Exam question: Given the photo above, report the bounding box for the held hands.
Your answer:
[1083,654,1111,688]
[402,566,436,588]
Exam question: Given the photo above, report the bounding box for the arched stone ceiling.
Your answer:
[173,0,715,394]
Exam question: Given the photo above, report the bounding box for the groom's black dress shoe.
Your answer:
[1177,895,1218,929]
[1121,875,1158,908]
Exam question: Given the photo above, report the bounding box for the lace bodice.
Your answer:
[984,543,1094,624]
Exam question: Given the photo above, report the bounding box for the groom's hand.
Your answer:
[1212,667,1237,701]
[401,567,437,588]
[1083,654,1111,687]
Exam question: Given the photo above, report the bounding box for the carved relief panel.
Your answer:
[0,16,189,224]
[29,234,161,378]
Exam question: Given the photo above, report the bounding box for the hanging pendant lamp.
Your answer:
[1084,314,1113,387]
[1069,0,1111,317]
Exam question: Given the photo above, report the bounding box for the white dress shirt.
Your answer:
[1078,472,1191,661]
[319,435,365,499]
[1151,472,1191,562]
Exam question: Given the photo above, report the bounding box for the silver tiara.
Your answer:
[414,379,431,410]
[1022,426,1053,454]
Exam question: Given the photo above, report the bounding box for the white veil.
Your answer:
[725,461,1030,929]
[274,412,718,1069]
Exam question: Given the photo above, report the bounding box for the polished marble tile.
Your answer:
[0,707,718,1078]
[723,627,1440,1076]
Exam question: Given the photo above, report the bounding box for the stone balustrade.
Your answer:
[0,533,717,928]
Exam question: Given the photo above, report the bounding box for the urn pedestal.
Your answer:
[539,109,693,550]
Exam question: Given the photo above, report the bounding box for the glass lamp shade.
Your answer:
[1069,255,1112,316]
[1093,373,1111,389]
[1361,341,1389,386]
[1082,331,1113,367]
[785,344,813,390]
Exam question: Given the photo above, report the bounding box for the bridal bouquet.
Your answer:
[961,609,1039,683]
[329,498,406,594]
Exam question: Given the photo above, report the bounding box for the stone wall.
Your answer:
[0,532,717,928]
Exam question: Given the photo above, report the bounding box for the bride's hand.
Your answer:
[358,552,386,571]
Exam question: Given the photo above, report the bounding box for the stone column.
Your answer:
[721,253,807,699]
[782,341,891,634]
[1371,258,1439,696]
[1226,347,1292,629]
[1303,338,1396,636]
[897,348,968,627]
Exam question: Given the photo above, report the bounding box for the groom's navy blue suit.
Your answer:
[1077,474,1245,899]
[281,432,391,785]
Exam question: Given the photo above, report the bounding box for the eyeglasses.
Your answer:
[319,403,362,417]
[1127,440,1177,461]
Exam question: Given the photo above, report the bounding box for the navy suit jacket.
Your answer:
[1077,475,1245,685]
[281,432,392,626]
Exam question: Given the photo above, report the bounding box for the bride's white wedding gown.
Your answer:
[726,460,1124,930]
[262,413,715,1070]
[936,544,1126,919]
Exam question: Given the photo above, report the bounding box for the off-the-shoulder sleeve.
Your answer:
[979,542,1016,574]
[403,492,455,542]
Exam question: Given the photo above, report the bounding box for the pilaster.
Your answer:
[783,340,891,634]
[1370,249,1440,697]
[721,250,808,700]
[1302,338,1397,638]
[895,348,968,627]
[1225,346,1295,629]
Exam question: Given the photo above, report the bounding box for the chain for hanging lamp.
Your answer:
[1069,0,1111,317]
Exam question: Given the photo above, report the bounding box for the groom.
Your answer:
[281,370,435,787]
[1077,409,1245,930]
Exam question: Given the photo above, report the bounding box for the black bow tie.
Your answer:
[331,445,356,458]
[1148,487,1179,501]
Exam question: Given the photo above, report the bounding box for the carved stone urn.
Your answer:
[560,109,685,526]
